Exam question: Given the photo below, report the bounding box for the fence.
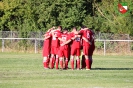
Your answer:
[0,31,132,40]
[0,38,133,55]
[95,39,133,55]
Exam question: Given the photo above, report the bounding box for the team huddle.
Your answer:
[42,26,95,70]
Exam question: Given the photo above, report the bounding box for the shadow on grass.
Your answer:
[92,68,133,70]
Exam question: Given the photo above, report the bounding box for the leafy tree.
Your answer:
[0,0,133,36]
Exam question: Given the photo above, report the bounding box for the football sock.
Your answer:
[82,55,86,69]
[56,58,59,69]
[71,59,74,70]
[50,58,52,69]
[65,59,68,69]
[77,59,80,69]
[75,60,77,68]
[52,58,55,69]
[89,56,92,69]
[50,58,54,69]
[47,58,50,68]
[43,59,47,68]
[43,61,46,68]
[45,59,48,68]
[60,60,63,69]
[88,59,91,69]
[85,59,89,69]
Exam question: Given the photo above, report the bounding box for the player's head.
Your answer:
[81,25,88,30]
[72,27,77,31]
[72,27,78,34]
[63,28,68,34]
[57,26,62,31]
[47,27,53,32]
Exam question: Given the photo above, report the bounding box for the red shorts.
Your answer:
[58,46,68,58]
[51,46,59,55]
[83,45,91,56]
[71,47,80,56]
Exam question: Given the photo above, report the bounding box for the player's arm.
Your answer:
[71,34,81,40]
[44,36,51,40]
[71,36,76,40]
[82,37,92,45]
[77,35,81,37]
[58,37,65,42]
[50,28,57,37]
[61,39,72,46]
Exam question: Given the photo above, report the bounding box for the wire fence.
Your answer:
[0,31,133,55]
[0,31,132,39]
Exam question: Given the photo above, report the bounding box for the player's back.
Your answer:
[70,32,81,48]
[51,30,61,48]
[82,29,92,46]
[44,32,51,48]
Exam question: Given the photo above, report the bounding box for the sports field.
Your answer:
[0,53,133,88]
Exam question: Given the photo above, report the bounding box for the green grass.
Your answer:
[0,53,133,88]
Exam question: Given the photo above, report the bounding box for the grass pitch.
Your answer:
[0,53,133,88]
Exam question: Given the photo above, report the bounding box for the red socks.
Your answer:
[56,58,59,69]
[77,59,80,69]
[82,55,86,69]
[50,58,55,69]
[60,60,63,69]
[43,59,48,69]
[85,59,89,69]
[43,61,46,68]
[71,59,74,70]
[65,59,68,69]
[71,58,80,70]
[86,59,91,69]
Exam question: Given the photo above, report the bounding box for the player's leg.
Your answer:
[47,55,50,68]
[84,55,90,70]
[76,56,80,70]
[81,52,86,69]
[55,47,60,69]
[55,54,59,69]
[64,49,69,69]
[42,46,50,69]
[89,45,95,69]
[50,54,55,69]
[58,48,64,69]
[64,57,69,69]
[59,57,64,69]
[83,46,91,70]
[70,47,75,70]
[76,48,81,70]
[43,57,47,69]
[70,55,74,70]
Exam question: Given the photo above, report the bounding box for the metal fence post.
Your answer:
[104,40,106,56]
[35,38,37,53]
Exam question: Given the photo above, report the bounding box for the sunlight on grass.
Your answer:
[0,53,133,88]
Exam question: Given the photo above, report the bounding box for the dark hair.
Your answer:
[63,28,68,31]
[58,26,62,30]
[81,25,87,29]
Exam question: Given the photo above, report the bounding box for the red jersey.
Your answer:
[70,32,81,48]
[79,29,92,46]
[51,30,61,47]
[59,32,70,49]
[44,32,51,48]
